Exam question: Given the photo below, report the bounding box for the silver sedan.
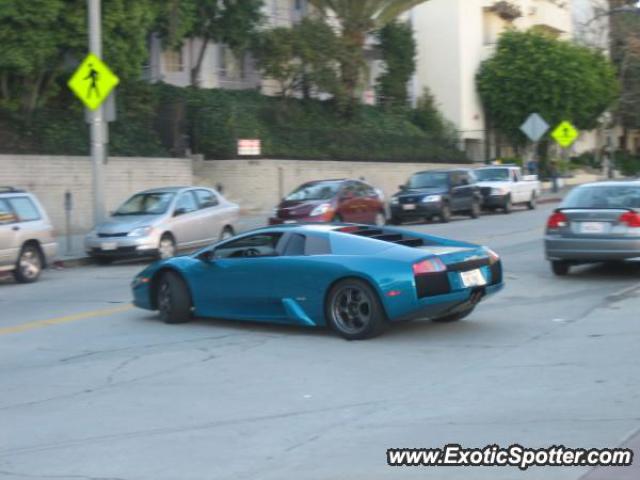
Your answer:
[545,180,640,275]
[85,187,239,263]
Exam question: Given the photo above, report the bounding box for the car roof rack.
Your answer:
[0,186,25,193]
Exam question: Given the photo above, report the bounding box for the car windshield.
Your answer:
[475,168,510,182]
[285,182,340,201]
[407,172,449,189]
[562,186,640,209]
[113,192,175,215]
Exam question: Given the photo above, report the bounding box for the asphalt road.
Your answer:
[1,204,639,480]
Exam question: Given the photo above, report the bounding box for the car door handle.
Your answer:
[12,226,20,231]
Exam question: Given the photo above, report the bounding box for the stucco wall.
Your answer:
[0,155,193,234]
[194,159,467,212]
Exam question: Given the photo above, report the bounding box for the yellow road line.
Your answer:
[0,304,134,336]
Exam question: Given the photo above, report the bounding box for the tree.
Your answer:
[308,0,430,107]
[477,30,619,146]
[376,20,416,107]
[609,0,640,147]
[155,0,264,87]
[0,0,159,114]
[253,18,341,98]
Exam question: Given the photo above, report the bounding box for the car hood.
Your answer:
[475,181,508,189]
[277,199,330,217]
[96,215,161,234]
[395,187,447,198]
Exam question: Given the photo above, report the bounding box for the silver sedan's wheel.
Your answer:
[158,235,176,259]
[14,244,42,283]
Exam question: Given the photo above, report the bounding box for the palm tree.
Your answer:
[308,0,431,104]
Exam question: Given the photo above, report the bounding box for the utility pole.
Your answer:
[88,0,106,225]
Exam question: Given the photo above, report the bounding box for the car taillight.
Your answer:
[547,212,568,229]
[484,247,500,265]
[619,211,640,227]
[413,258,446,275]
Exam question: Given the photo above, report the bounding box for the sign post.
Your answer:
[67,1,120,226]
[550,121,579,193]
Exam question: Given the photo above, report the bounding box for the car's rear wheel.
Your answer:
[157,271,192,324]
[373,212,386,226]
[439,203,451,223]
[13,243,43,283]
[326,278,386,340]
[432,307,475,323]
[527,193,537,210]
[220,226,234,240]
[158,234,176,259]
[551,261,570,276]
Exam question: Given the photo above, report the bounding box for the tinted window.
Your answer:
[475,168,509,181]
[175,191,198,214]
[215,233,283,259]
[8,197,41,221]
[562,186,640,209]
[341,183,358,198]
[283,234,306,256]
[285,182,340,201]
[407,172,449,189]
[195,189,218,209]
[114,192,174,215]
[0,199,17,224]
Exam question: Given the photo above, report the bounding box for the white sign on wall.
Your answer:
[238,139,261,156]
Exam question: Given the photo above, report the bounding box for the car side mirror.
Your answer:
[197,249,215,263]
[174,207,187,217]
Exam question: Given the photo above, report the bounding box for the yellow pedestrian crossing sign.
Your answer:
[68,53,119,110]
[551,121,579,148]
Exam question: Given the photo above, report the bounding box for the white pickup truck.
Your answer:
[474,166,541,213]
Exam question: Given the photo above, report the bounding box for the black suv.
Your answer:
[389,169,482,224]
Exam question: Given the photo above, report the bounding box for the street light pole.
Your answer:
[88,0,106,225]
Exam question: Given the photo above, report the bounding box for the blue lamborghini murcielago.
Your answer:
[131,224,504,339]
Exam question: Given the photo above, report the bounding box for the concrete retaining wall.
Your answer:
[1,155,193,233]
[194,159,467,212]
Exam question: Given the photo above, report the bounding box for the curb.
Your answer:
[537,196,563,205]
[53,257,95,269]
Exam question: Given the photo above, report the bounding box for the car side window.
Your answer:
[195,189,219,209]
[215,233,283,259]
[341,183,357,199]
[450,173,461,187]
[174,191,198,214]
[7,197,41,222]
[282,234,306,256]
[0,199,17,224]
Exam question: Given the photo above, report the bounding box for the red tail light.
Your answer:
[619,211,640,227]
[547,212,568,229]
[413,258,446,275]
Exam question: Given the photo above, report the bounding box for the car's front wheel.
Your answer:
[156,271,192,324]
[158,233,176,259]
[527,193,537,210]
[503,195,513,214]
[469,199,481,219]
[326,278,386,340]
[13,243,43,283]
[439,203,452,223]
[551,261,570,276]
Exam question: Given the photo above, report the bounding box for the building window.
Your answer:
[162,48,184,73]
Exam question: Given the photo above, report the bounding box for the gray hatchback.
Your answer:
[545,181,640,275]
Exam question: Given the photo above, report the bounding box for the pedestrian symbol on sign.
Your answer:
[551,121,579,148]
[68,53,119,110]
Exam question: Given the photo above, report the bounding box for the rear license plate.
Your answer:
[402,204,416,211]
[100,242,118,251]
[460,269,487,288]
[580,222,607,234]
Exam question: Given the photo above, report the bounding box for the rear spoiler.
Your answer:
[554,207,638,213]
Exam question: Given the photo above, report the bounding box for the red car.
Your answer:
[269,179,386,226]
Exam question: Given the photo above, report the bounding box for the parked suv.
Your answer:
[389,169,482,224]
[269,179,386,226]
[0,187,57,283]
[85,187,239,263]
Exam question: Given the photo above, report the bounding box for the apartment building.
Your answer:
[410,0,575,161]
[146,0,308,92]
